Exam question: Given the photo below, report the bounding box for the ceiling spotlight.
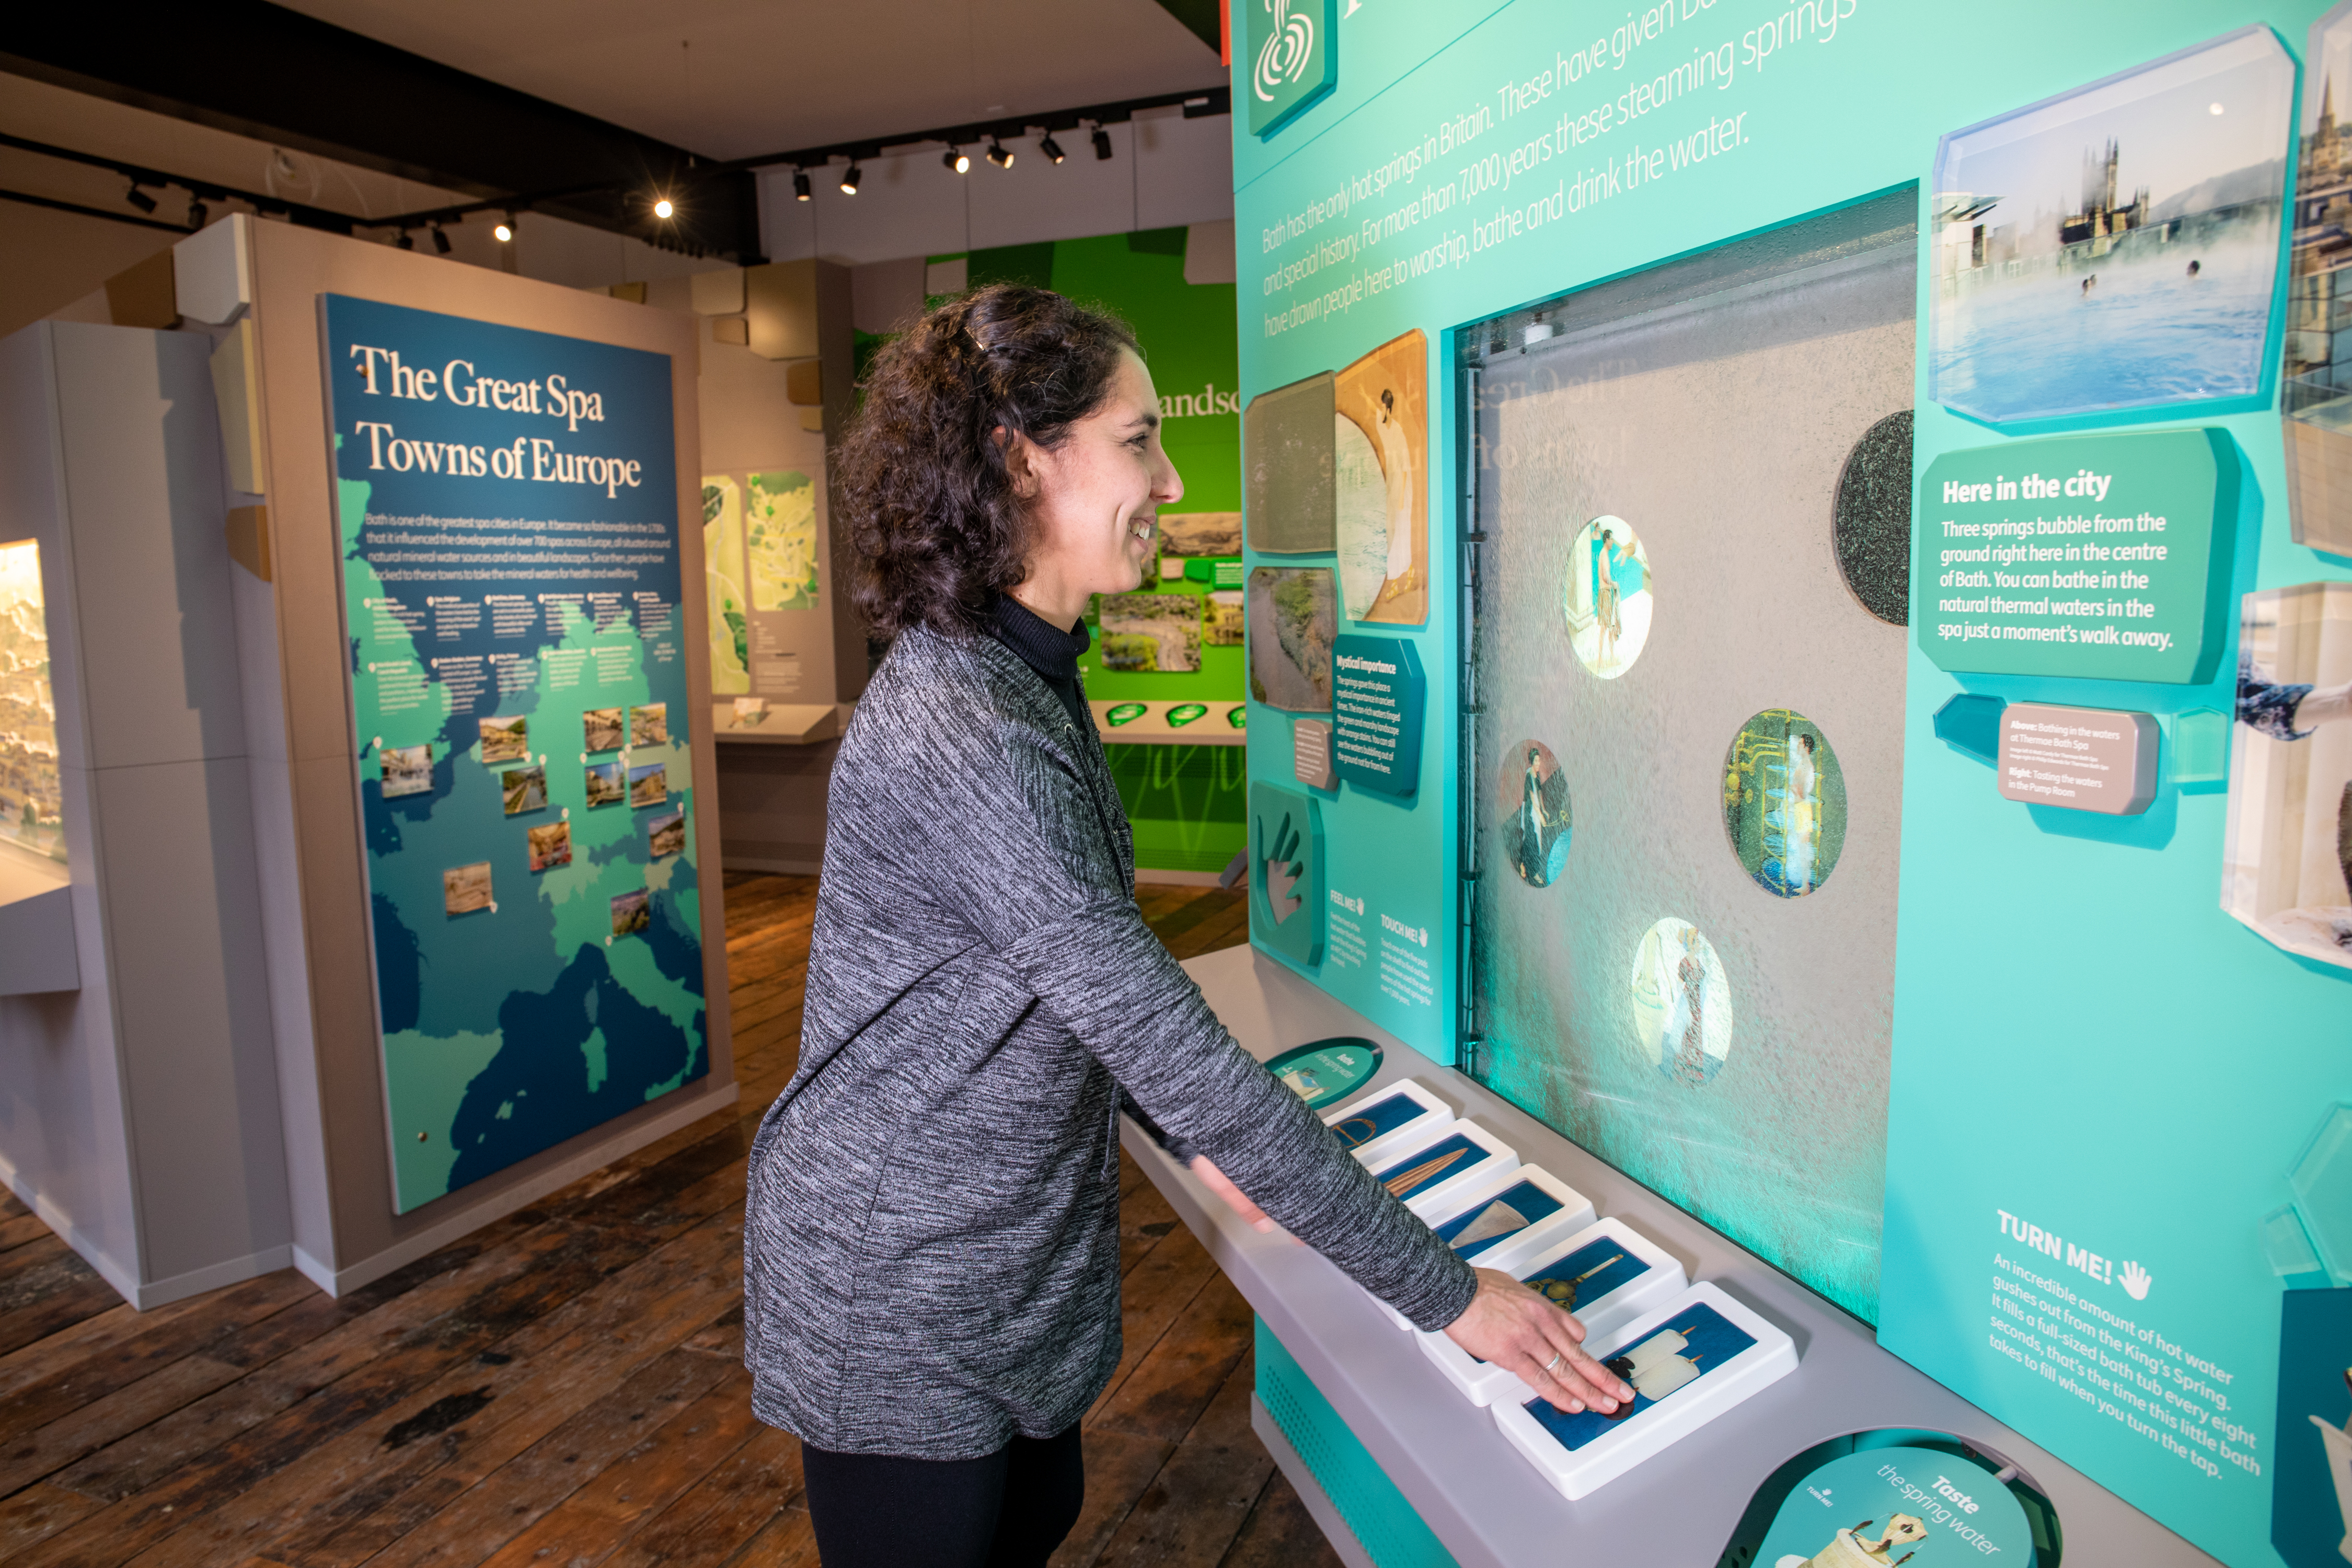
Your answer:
[1040,134,1066,165]
[792,169,811,201]
[985,140,1013,169]
[839,163,862,195]
[1092,126,1113,160]
[188,198,209,228]
[431,223,452,255]
[944,147,970,174]
[395,230,413,250]
[125,183,157,214]
[653,196,674,220]
[494,216,514,243]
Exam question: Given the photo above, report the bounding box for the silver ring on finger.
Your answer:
[1546,1351,1563,1373]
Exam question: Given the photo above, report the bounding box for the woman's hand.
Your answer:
[1189,1154,1278,1234]
[1444,1268,1635,1415]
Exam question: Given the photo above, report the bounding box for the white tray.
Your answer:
[1367,1120,1519,1220]
[1490,1282,1797,1501]
[1417,1217,1685,1403]
[1366,1165,1597,1331]
[1322,1079,1452,1168]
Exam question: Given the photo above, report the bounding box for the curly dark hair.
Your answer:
[838,284,1141,639]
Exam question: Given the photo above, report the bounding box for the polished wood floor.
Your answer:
[0,875,1342,1568]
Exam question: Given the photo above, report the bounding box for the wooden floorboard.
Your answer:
[0,877,1338,1568]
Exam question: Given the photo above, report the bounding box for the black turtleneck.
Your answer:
[985,593,1093,737]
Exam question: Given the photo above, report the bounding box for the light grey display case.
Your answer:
[1126,946,2219,1566]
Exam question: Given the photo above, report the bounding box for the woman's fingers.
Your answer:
[1444,1269,1635,1414]
[1189,1154,1277,1233]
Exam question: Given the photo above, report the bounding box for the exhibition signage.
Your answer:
[322,295,706,1215]
[1246,0,1338,139]
[1331,634,1425,800]
[1915,429,2234,684]
[1993,703,2159,816]
[1749,1447,2035,1566]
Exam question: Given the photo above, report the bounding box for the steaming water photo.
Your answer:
[1929,29,2292,424]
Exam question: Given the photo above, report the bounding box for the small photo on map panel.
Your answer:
[479,715,529,765]
[629,763,668,809]
[586,760,627,808]
[630,702,668,747]
[443,860,492,916]
[501,765,548,816]
[527,820,572,872]
[610,888,651,937]
[380,744,433,798]
[648,811,685,858]
[582,707,625,752]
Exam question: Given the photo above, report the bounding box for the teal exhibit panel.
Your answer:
[1227,2,2352,1563]
[322,297,707,1214]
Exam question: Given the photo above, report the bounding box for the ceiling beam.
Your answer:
[0,3,763,260]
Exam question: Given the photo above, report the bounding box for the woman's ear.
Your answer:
[998,426,1044,501]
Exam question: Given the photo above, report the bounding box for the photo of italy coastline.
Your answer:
[1930,30,2293,423]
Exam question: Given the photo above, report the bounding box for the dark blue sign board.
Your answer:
[1331,634,1425,799]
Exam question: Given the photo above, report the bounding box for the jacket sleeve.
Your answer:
[883,661,1478,1332]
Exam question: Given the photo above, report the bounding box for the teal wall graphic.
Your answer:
[324,296,706,1215]
[1227,2,2352,1562]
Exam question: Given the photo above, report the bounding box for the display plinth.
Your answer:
[1129,946,2218,1566]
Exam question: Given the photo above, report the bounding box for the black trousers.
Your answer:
[800,1424,1086,1568]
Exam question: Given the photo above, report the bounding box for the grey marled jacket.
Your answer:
[743,625,1476,1458]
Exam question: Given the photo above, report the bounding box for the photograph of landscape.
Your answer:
[630,703,668,747]
[629,763,668,809]
[1098,592,1203,672]
[379,744,433,799]
[585,761,627,808]
[501,765,548,816]
[1246,567,1335,712]
[479,714,529,765]
[582,708,625,752]
[442,860,492,916]
[649,811,686,858]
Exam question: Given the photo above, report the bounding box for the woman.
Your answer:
[742,286,1629,1567]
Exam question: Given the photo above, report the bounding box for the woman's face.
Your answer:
[1011,349,1183,619]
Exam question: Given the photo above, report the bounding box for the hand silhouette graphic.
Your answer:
[2119,1261,2150,1301]
[1258,811,1304,922]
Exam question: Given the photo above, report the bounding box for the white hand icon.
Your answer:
[2119,1261,2151,1301]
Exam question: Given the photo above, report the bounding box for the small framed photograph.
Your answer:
[1364,1120,1517,1219]
[1417,1217,1685,1404]
[1490,1282,1796,1500]
[1322,1080,1450,1167]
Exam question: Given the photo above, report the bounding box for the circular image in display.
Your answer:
[1629,918,1733,1086]
[1834,410,1913,626]
[1334,413,1390,619]
[1721,709,1847,898]
[1563,516,1653,679]
[1497,740,1572,887]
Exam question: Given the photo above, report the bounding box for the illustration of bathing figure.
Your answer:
[1375,388,1415,589]
[1517,746,1550,884]
[2308,1368,2352,1564]
[1775,1514,1929,1568]
[1784,731,1819,894]
[1600,1323,1704,1418]
[1594,529,1624,668]
[2239,656,2352,939]
[1278,1065,1323,1100]
[1653,929,1708,1085]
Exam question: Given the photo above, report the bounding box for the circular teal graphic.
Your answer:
[1751,1446,2034,1568]
[1263,1037,1382,1110]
